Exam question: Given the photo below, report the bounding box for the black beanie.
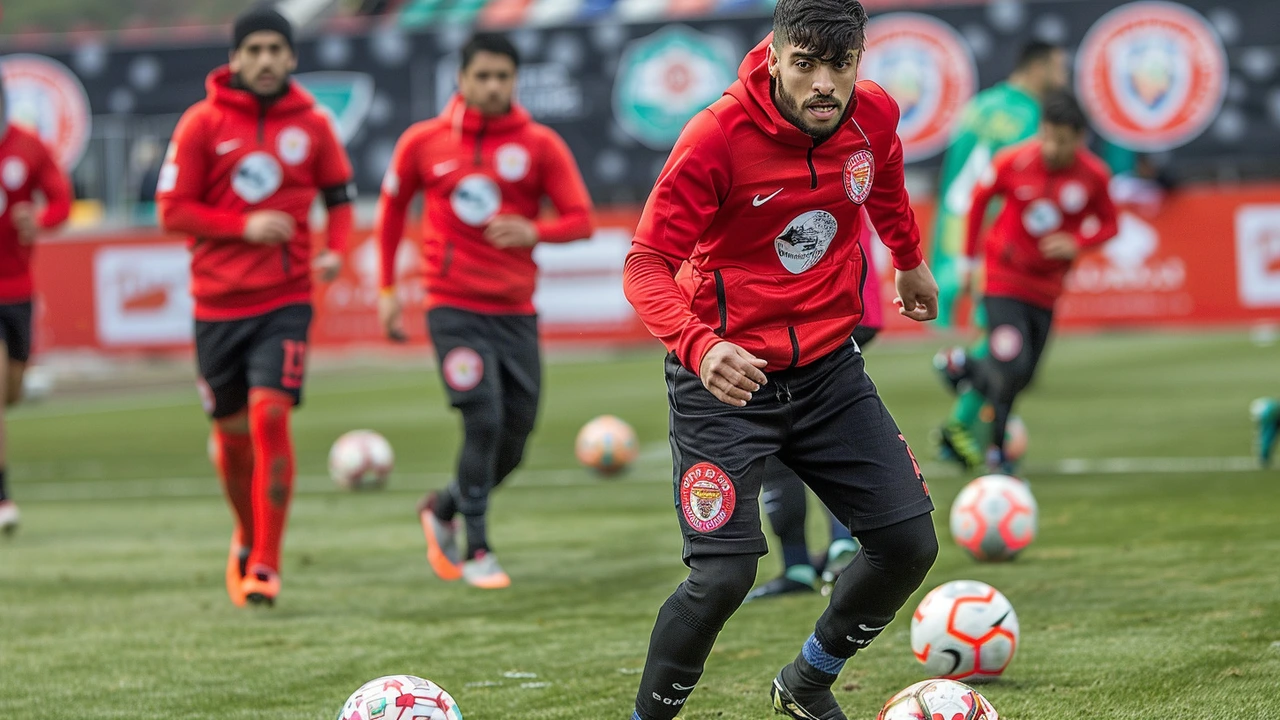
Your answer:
[233,7,294,50]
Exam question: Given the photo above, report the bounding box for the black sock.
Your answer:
[464,513,488,559]
[0,468,8,502]
[433,485,459,522]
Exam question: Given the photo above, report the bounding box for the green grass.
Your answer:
[2,331,1279,718]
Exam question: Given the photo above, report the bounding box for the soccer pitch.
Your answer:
[2,331,1277,719]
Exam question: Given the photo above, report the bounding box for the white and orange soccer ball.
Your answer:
[338,675,462,720]
[911,580,1019,682]
[328,430,395,491]
[949,474,1037,561]
[575,414,639,475]
[877,678,999,720]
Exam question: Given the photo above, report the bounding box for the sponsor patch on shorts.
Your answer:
[442,346,484,392]
[990,324,1024,362]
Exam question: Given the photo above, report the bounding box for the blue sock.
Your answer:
[781,541,811,570]
[827,511,853,542]
[631,711,644,720]
[801,633,847,676]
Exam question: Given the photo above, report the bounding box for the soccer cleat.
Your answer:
[770,672,846,720]
[986,446,1018,476]
[225,528,251,607]
[745,574,815,602]
[241,566,281,607]
[419,493,463,582]
[0,500,18,536]
[820,538,860,586]
[462,550,511,589]
[932,346,970,394]
[1251,398,1280,467]
[938,421,985,471]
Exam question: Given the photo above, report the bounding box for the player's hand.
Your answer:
[1039,232,1080,261]
[313,250,342,283]
[11,203,38,245]
[894,263,940,322]
[699,341,768,407]
[377,289,408,343]
[484,215,539,249]
[243,210,296,244]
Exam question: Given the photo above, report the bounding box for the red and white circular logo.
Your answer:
[442,347,484,392]
[0,54,92,170]
[843,150,876,205]
[990,325,1024,362]
[1076,1,1227,152]
[679,462,736,533]
[860,13,977,162]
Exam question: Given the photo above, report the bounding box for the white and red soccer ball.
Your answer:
[338,675,462,720]
[575,415,639,475]
[911,580,1020,683]
[949,474,1037,561]
[329,430,395,491]
[877,678,999,720]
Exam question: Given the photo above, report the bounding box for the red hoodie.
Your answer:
[0,124,73,303]
[376,95,594,316]
[157,66,354,321]
[623,35,923,372]
[967,140,1117,309]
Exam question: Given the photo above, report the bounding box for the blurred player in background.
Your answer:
[157,8,354,606]
[623,1,939,717]
[0,69,74,535]
[748,213,882,601]
[940,92,1117,473]
[1250,397,1279,467]
[376,33,593,589]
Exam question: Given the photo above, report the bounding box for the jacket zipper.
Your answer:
[255,102,287,272]
[806,145,818,190]
[712,270,727,337]
[474,118,488,165]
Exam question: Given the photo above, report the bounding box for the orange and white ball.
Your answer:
[329,430,395,490]
[950,474,1038,561]
[575,415,639,475]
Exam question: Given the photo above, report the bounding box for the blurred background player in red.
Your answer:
[943,91,1117,474]
[0,68,73,535]
[376,33,594,589]
[157,8,354,606]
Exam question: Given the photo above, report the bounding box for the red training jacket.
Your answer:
[158,66,354,321]
[967,141,1118,309]
[623,34,923,372]
[0,124,73,303]
[377,95,594,316]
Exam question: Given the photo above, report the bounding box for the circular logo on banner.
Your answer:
[1022,199,1063,237]
[680,462,736,533]
[843,150,876,204]
[495,143,531,182]
[2,158,28,190]
[0,54,93,170]
[231,152,283,204]
[1075,1,1227,152]
[276,126,311,166]
[775,210,838,275]
[990,325,1024,362]
[442,347,483,392]
[860,13,977,162]
[614,25,739,151]
[450,174,501,227]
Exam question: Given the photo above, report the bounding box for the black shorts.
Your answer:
[665,342,934,561]
[426,306,540,409]
[0,301,33,363]
[983,296,1054,376]
[195,304,312,419]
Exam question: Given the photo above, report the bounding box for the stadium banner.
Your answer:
[29,187,1280,354]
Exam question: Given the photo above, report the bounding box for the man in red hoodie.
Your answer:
[0,70,74,535]
[623,2,939,718]
[157,8,354,607]
[376,33,593,589]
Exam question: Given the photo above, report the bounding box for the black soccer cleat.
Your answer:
[770,672,846,720]
[745,575,815,602]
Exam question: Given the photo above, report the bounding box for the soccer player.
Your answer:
[0,71,74,535]
[376,33,593,589]
[157,8,354,606]
[944,91,1117,473]
[622,2,940,718]
[1251,398,1279,467]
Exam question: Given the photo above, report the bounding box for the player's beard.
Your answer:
[773,83,844,144]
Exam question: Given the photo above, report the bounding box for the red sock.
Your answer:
[213,422,255,547]
[246,389,295,575]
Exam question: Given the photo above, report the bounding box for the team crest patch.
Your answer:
[990,325,1024,362]
[277,126,311,166]
[1059,181,1088,214]
[2,158,28,190]
[843,150,875,205]
[495,143,531,182]
[679,462,736,533]
[442,347,484,392]
[231,152,283,204]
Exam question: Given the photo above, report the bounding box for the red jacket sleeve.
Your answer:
[1077,168,1119,250]
[157,107,250,240]
[623,110,732,372]
[965,155,1006,259]
[862,91,924,271]
[314,117,355,253]
[375,128,426,289]
[534,130,594,243]
[34,143,72,230]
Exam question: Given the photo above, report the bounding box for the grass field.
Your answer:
[2,331,1278,719]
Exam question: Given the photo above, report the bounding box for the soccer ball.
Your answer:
[329,430,395,490]
[911,580,1019,682]
[575,415,639,475]
[949,474,1037,561]
[877,678,998,720]
[1003,416,1028,462]
[337,675,462,720]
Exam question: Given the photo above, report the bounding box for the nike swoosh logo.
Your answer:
[433,160,459,177]
[941,648,963,675]
[991,610,1011,628]
[215,139,242,156]
[753,188,783,206]
[671,682,697,691]
[857,623,888,632]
